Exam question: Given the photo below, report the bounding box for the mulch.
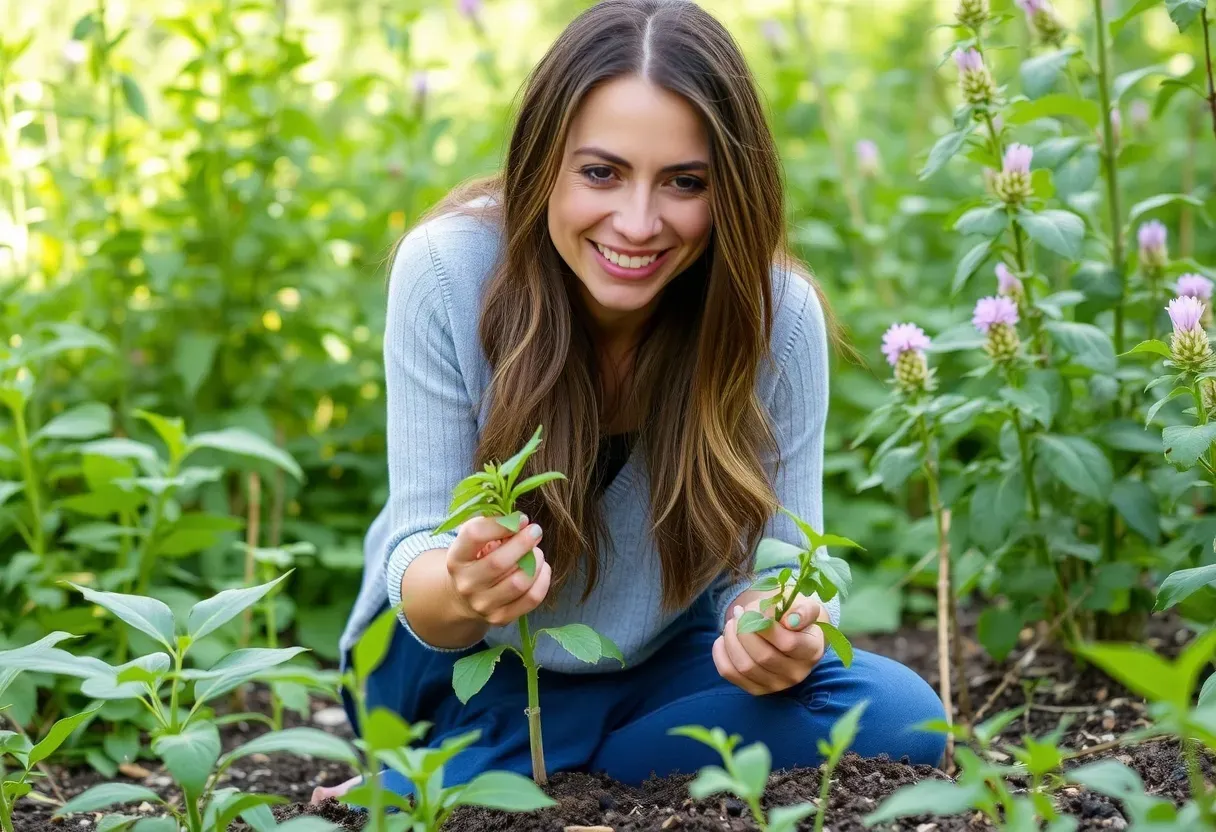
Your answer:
[12,615,1207,831]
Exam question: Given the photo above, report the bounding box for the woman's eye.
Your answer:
[581,166,615,185]
[671,175,707,194]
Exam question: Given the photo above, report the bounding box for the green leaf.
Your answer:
[687,765,739,800]
[119,74,148,119]
[1163,423,1216,468]
[1166,0,1206,31]
[977,607,1021,662]
[1146,387,1189,426]
[354,607,399,682]
[35,403,112,442]
[1068,759,1144,797]
[71,13,96,39]
[81,653,170,700]
[768,804,818,832]
[1076,634,1216,709]
[0,481,23,507]
[1155,564,1216,611]
[1126,193,1207,229]
[362,708,411,753]
[954,205,1008,237]
[828,700,867,751]
[1007,93,1101,128]
[1200,672,1216,706]
[1109,0,1161,37]
[732,742,771,799]
[517,549,537,578]
[275,819,345,832]
[1001,386,1053,428]
[156,513,244,557]
[55,783,164,817]
[1122,339,1171,359]
[68,583,176,649]
[539,623,608,664]
[454,770,557,811]
[499,425,544,490]
[210,793,289,832]
[1114,65,1168,102]
[29,705,102,767]
[864,780,986,824]
[876,446,922,492]
[134,410,187,464]
[152,722,220,795]
[598,634,625,665]
[1035,434,1113,502]
[920,129,970,180]
[1020,49,1078,99]
[510,471,566,499]
[452,645,510,704]
[187,573,290,642]
[1017,209,1086,259]
[0,632,112,680]
[189,647,309,702]
[187,428,304,481]
[494,511,523,532]
[818,622,853,667]
[78,438,160,467]
[220,727,359,770]
[1111,479,1159,543]
[736,610,773,634]
[1044,322,1115,373]
[173,333,219,397]
[952,240,994,294]
[754,538,804,572]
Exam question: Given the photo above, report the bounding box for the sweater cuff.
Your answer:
[385,530,465,653]
[716,567,843,631]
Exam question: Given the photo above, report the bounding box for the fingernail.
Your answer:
[787,613,801,628]
[519,514,528,524]
[529,525,542,539]
[733,605,744,620]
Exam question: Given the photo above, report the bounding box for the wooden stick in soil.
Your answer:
[240,472,262,647]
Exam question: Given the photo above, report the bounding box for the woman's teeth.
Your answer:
[595,243,660,269]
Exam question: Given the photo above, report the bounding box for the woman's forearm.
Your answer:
[400,547,491,649]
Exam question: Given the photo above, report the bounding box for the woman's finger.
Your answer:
[713,635,763,695]
[723,615,784,691]
[490,557,552,625]
[450,515,523,563]
[467,523,544,588]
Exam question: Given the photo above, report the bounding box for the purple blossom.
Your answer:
[1178,274,1214,301]
[1015,0,1053,14]
[1138,220,1167,253]
[954,48,985,73]
[881,323,931,367]
[972,296,1019,333]
[457,0,481,18]
[413,70,428,99]
[1168,296,1205,333]
[855,139,880,175]
[996,263,1022,296]
[1002,143,1033,176]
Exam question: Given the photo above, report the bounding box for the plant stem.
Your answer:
[11,404,45,557]
[169,649,183,732]
[1184,737,1215,826]
[241,472,262,647]
[0,802,13,832]
[185,794,203,832]
[1009,222,1045,358]
[918,413,956,767]
[516,614,547,785]
[1091,0,1126,355]
[353,691,386,832]
[135,491,169,596]
[1148,269,1160,341]
[1201,10,1216,144]
[813,758,835,832]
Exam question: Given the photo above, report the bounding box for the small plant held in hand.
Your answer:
[435,425,624,785]
[733,506,856,668]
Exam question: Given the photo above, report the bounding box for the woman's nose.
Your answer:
[611,189,662,242]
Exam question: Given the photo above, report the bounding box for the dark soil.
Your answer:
[12,616,1208,831]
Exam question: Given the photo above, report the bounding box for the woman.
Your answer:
[336,0,945,797]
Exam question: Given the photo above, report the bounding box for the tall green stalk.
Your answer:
[1092,0,1125,354]
[10,403,44,557]
[516,615,546,785]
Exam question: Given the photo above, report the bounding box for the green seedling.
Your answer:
[434,425,624,784]
[734,507,857,668]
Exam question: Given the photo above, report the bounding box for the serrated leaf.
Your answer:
[452,645,510,703]
[1163,423,1216,468]
[539,623,607,664]
[1018,209,1086,259]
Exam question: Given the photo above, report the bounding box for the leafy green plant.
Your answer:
[734,507,856,668]
[0,697,100,832]
[667,703,866,832]
[434,425,623,784]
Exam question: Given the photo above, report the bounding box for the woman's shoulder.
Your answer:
[767,261,829,372]
[388,200,504,314]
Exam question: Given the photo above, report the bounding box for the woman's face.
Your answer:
[548,75,713,334]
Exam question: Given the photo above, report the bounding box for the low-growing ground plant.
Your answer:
[0,697,100,832]
[434,425,623,785]
[670,701,866,832]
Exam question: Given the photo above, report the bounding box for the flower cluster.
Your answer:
[1016,0,1066,47]
[1138,221,1168,270]
[882,323,933,394]
[954,48,998,107]
[993,144,1033,206]
[973,296,1021,363]
[1167,296,1212,372]
[955,0,989,30]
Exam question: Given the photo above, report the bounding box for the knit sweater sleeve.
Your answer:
[380,225,480,652]
[711,274,837,629]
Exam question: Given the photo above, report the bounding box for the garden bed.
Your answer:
[13,618,1203,831]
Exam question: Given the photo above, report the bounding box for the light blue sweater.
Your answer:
[339,208,836,673]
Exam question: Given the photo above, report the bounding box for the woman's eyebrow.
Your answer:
[573,146,709,174]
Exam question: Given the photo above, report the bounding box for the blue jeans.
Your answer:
[347,595,946,795]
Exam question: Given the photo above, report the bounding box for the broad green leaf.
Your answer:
[818,622,853,667]
[187,428,304,481]
[220,727,359,770]
[363,707,411,753]
[210,793,288,832]
[1200,672,1216,706]
[828,700,867,751]
[187,573,290,642]
[1110,479,1159,543]
[453,645,510,703]
[119,73,148,119]
[952,240,993,294]
[599,633,625,665]
[173,332,219,397]
[687,765,739,800]
[1007,94,1100,128]
[732,742,771,799]
[455,770,557,811]
[1044,321,1115,373]
[539,623,608,664]
[1122,339,1171,359]
[1146,388,1190,426]
[0,632,111,679]
[1109,0,1161,36]
[1001,387,1053,428]
[877,445,923,492]
[864,780,986,824]
[1163,423,1216,468]
[977,607,1021,662]
[1166,0,1206,31]
[55,783,163,816]
[28,705,102,767]
[754,538,804,571]
[813,552,853,600]
[69,583,176,649]
[82,653,170,700]
[1127,193,1207,229]
[35,403,112,442]
[134,410,187,463]
[1020,49,1077,99]
[0,481,22,507]
[1035,434,1113,502]
[953,205,1007,237]
[920,129,970,180]
[152,721,220,795]
[1068,759,1144,797]
[1076,639,1203,709]
[736,610,773,634]
[1017,209,1086,259]
[189,647,309,702]
[1155,564,1216,611]
[769,803,817,832]
[354,607,400,681]
[155,513,244,557]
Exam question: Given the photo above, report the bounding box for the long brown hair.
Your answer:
[416,0,832,610]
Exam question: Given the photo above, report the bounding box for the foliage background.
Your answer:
[1,0,1214,672]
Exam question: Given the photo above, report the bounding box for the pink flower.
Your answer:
[1168,296,1205,333]
[954,48,984,73]
[1015,0,1052,14]
[881,323,931,367]
[972,296,1019,333]
[1177,274,1214,301]
[457,0,481,18]
[855,139,880,176]
[1138,221,1167,253]
[996,263,1022,296]
[1002,143,1033,176]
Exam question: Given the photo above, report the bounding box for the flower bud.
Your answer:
[1168,296,1212,371]
[1202,378,1216,419]
[1016,0,1067,47]
[882,323,934,394]
[993,144,1034,206]
[954,48,998,107]
[973,296,1021,364]
[855,139,880,178]
[956,0,990,30]
[1138,221,1168,270]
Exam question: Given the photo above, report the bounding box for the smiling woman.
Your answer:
[337,0,946,800]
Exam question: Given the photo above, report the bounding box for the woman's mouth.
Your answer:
[589,240,671,281]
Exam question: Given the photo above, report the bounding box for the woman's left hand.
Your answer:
[712,596,830,695]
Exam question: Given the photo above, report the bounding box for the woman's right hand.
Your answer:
[446,515,552,627]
